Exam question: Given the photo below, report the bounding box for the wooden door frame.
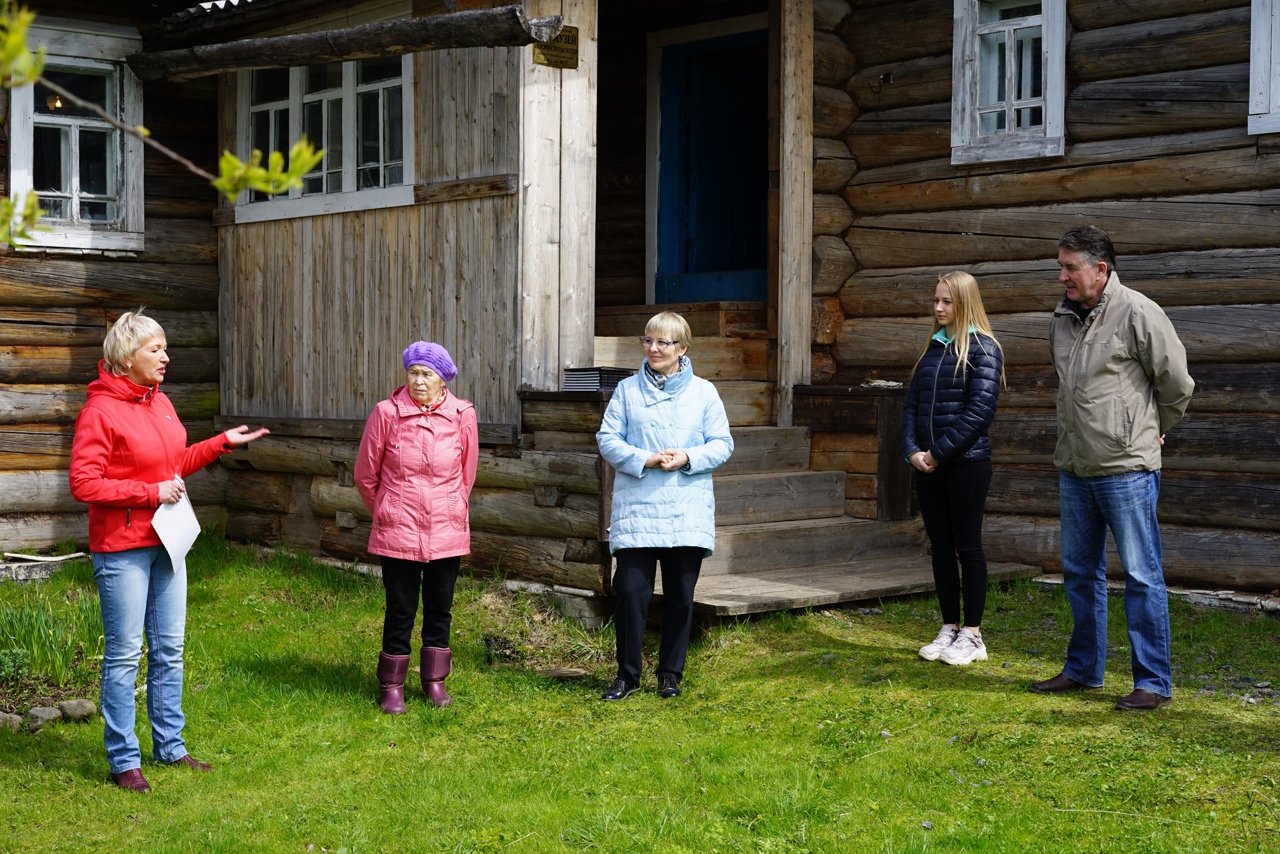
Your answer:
[644,3,812,427]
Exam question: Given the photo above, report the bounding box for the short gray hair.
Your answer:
[103,309,165,376]
[645,311,693,353]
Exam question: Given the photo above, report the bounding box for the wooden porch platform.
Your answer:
[658,558,1042,617]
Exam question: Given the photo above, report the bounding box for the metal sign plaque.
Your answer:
[532,25,579,69]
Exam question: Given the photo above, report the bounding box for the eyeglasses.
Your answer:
[639,336,680,350]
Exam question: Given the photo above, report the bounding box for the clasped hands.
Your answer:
[909,450,938,473]
[645,449,691,471]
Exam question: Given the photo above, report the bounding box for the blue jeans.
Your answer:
[93,546,189,773]
[1059,470,1172,696]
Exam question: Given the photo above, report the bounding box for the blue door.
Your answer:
[656,30,768,304]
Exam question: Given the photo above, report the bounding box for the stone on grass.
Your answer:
[58,699,97,722]
[0,713,22,731]
[25,707,62,732]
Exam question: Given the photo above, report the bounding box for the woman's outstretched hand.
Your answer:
[224,425,271,446]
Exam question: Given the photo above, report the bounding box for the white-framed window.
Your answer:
[234,56,414,223]
[8,19,144,252]
[951,0,1065,165]
[1250,0,1280,134]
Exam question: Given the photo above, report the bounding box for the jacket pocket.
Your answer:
[447,493,469,530]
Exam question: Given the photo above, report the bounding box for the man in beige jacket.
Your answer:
[1030,226,1194,711]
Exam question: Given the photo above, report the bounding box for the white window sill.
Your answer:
[14,229,144,253]
[233,184,414,224]
[951,135,1065,166]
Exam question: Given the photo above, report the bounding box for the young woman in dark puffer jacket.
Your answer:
[902,271,1005,666]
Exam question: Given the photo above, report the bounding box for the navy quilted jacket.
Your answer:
[901,331,1003,465]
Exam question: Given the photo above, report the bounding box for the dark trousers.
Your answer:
[380,555,461,655]
[612,547,703,685]
[914,458,992,627]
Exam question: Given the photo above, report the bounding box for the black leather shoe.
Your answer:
[1029,673,1093,694]
[1114,689,1171,711]
[658,673,681,699]
[601,679,637,701]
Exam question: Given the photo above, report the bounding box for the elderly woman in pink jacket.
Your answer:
[355,341,478,713]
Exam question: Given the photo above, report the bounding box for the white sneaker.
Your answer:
[919,626,958,661]
[940,628,988,666]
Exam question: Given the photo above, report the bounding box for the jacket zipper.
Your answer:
[126,508,132,528]
[928,340,945,448]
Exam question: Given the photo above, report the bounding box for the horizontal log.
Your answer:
[0,346,217,385]
[843,101,950,168]
[595,336,770,381]
[835,306,1280,368]
[0,466,228,515]
[814,31,856,87]
[813,194,853,235]
[813,138,856,193]
[225,470,294,512]
[219,433,357,476]
[814,0,852,33]
[982,513,1280,592]
[845,190,1280,269]
[846,54,950,113]
[811,297,843,347]
[520,397,611,434]
[468,531,609,592]
[1068,0,1246,33]
[476,450,600,494]
[838,0,950,67]
[997,363,1280,415]
[814,85,858,138]
[1066,64,1248,143]
[989,410,1280,474]
[128,7,563,82]
[0,506,228,552]
[839,248,1280,317]
[845,128,1271,217]
[142,218,217,266]
[311,480,597,539]
[987,466,1280,532]
[812,234,857,296]
[225,511,282,544]
[0,383,219,425]
[1068,7,1250,85]
[0,256,218,309]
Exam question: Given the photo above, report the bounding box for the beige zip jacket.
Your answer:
[1050,273,1194,478]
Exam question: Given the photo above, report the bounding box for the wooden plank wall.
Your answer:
[219,43,522,425]
[0,77,224,551]
[809,0,1280,590]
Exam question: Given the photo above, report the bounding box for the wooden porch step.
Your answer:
[719,426,811,475]
[594,335,770,382]
[701,517,925,577]
[665,558,1042,616]
[595,302,767,338]
[714,470,846,526]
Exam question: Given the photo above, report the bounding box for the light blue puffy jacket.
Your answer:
[596,357,734,555]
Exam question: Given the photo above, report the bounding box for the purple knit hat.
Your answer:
[402,341,457,381]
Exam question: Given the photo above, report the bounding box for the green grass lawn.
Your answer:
[2,535,1278,853]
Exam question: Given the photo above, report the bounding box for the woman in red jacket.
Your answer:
[70,310,267,793]
[355,341,478,713]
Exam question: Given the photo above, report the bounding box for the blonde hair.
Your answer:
[913,271,1006,387]
[645,311,693,353]
[103,309,165,376]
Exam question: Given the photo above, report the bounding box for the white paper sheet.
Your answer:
[153,492,201,570]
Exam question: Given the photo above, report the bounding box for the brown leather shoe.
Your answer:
[169,754,213,771]
[1029,673,1093,694]
[1114,689,1171,711]
[111,768,151,792]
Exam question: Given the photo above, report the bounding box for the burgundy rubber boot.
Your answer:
[377,651,410,714]
[420,647,453,707]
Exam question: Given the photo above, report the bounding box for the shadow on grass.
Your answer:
[221,652,366,700]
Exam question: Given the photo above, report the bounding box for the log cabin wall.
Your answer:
[809,0,1280,591]
[0,53,223,552]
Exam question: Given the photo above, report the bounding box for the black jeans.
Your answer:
[380,555,461,655]
[914,458,992,627]
[612,547,703,685]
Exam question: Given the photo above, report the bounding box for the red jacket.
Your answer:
[69,362,231,553]
[354,386,478,563]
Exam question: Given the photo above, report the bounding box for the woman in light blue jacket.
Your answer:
[596,311,733,701]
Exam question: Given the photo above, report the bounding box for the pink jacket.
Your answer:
[354,386,478,562]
